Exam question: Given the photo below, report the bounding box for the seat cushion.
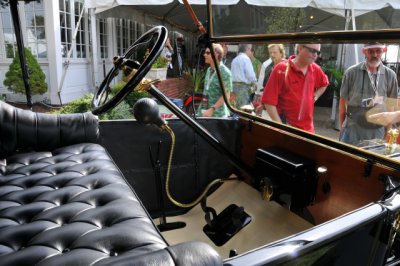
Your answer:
[0,143,169,265]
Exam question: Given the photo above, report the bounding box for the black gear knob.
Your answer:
[133,98,165,128]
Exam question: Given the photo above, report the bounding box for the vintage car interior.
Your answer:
[1,0,400,265]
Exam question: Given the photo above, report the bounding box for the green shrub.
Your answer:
[51,75,149,120]
[100,101,133,120]
[52,93,135,120]
[52,94,93,114]
[321,63,344,97]
[110,81,149,107]
[4,47,47,95]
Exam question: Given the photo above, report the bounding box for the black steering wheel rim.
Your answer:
[92,26,168,115]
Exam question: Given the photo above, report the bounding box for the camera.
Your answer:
[361,98,374,108]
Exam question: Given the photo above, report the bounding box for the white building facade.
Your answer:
[0,0,197,105]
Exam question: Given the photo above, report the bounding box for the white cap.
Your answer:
[363,43,386,49]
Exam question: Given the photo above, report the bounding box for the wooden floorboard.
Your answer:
[158,180,313,259]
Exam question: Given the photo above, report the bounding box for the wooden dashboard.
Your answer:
[238,118,395,224]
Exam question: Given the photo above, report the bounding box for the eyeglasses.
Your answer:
[366,49,383,55]
[204,51,211,55]
[303,46,321,56]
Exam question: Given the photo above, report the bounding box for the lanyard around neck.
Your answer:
[365,62,380,95]
[205,67,217,93]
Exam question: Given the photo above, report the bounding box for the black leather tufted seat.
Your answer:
[0,101,222,266]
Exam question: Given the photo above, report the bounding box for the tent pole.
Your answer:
[89,8,99,89]
[351,7,359,64]
[57,5,85,105]
[339,9,351,72]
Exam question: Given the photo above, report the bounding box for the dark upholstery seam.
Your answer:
[57,114,61,148]
[83,113,87,142]
[35,112,38,151]
[125,242,163,252]
[13,107,17,152]
[164,245,175,261]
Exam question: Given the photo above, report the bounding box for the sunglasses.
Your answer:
[204,51,211,55]
[303,46,321,56]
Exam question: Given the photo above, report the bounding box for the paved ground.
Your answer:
[314,106,340,140]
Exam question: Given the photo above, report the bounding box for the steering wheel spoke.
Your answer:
[92,26,167,115]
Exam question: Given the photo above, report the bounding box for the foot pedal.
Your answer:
[203,204,251,246]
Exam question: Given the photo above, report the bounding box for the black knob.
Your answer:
[133,98,165,127]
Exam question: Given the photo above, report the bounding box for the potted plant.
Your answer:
[144,49,169,80]
[322,63,344,130]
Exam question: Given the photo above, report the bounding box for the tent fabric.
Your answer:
[85,0,174,8]
[245,0,400,17]
[85,0,239,8]
[245,0,400,9]
[85,0,400,31]
[86,0,400,9]
[177,0,239,4]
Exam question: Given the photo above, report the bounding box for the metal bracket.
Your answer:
[364,159,374,177]
[247,119,254,131]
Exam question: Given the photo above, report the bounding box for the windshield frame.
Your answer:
[204,0,400,170]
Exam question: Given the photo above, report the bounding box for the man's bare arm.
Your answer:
[265,104,282,123]
[339,97,347,130]
[314,86,327,101]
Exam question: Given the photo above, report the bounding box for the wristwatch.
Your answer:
[211,106,216,111]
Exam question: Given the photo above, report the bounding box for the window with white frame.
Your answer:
[129,21,135,46]
[0,5,16,58]
[136,22,143,39]
[116,18,130,55]
[74,0,85,58]
[0,0,47,59]
[98,18,108,59]
[59,0,87,58]
[116,18,145,56]
[59,0,72,57]
[25,1,46,58]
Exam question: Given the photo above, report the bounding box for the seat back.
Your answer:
[0,101,99,158]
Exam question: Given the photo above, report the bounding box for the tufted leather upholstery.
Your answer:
[0,101,99,158]
[0,102,222,266]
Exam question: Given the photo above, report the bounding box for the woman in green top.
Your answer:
[250,47,262,78]
[197,44,233,118]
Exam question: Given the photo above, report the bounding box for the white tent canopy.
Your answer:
[85,0,239,9]
[85,0,400,34]
[245,0,400,17]
[86,0,400,17]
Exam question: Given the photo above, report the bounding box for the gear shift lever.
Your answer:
[133,98,185,232]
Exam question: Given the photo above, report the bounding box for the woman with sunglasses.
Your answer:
[261,43,329,133]
[196,44,232,118]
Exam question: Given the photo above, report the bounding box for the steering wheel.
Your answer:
[92,26,168,115]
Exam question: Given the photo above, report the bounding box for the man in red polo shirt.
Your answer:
[261,44,329,133]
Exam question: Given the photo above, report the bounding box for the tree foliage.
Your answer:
[4,47,48,95]
[265,8,306,34]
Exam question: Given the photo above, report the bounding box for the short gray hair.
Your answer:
[238,44,252,53]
